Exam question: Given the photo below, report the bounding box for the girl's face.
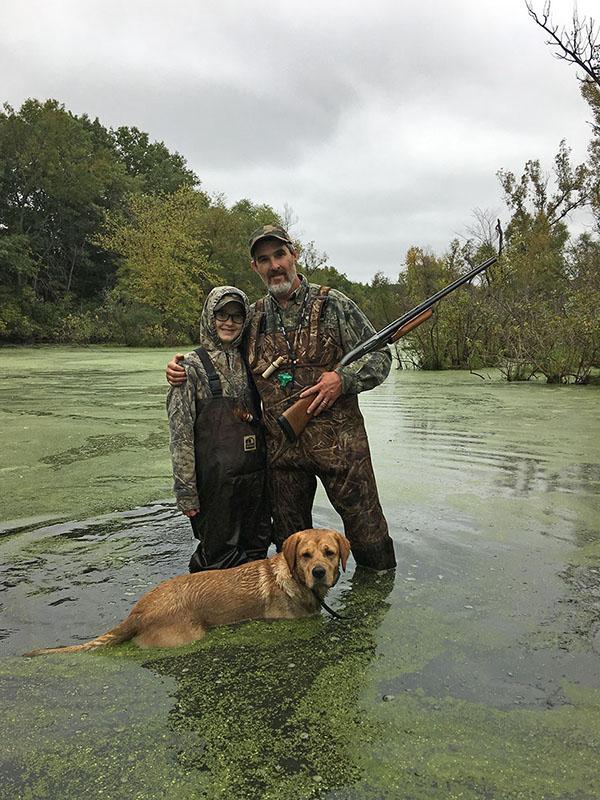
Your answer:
[214,301,245,344]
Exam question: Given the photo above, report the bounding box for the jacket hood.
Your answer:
[199,285,250,351]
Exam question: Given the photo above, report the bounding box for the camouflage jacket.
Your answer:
[166,286,253,513]
[253,275,391,395]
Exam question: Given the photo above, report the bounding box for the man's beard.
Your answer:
[268,275,294,299]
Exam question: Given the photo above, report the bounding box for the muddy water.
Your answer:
[1,348,600,799]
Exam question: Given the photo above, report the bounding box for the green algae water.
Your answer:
[1,347,600,800]
[0,346,175,527]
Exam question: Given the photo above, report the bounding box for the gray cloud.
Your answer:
[2,0,595,280]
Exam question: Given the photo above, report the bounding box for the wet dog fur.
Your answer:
[24,528,350,656]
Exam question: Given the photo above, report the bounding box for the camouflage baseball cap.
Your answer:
[214,292,245,312]
[249,224,294,256]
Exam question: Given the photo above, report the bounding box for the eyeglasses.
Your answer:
[215,310,245,324]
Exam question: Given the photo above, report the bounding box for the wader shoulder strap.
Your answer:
[255,297,267,335]
[306,285,331,360]
[193,347,223,397]
[246,298,267,370]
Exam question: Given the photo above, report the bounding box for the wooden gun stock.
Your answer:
[277,395,315,443]
[276,307,434,443]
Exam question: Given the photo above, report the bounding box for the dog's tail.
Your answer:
[23,618,137,657]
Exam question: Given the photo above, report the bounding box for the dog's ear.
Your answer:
[282,533,300,574]
[335,532,351,571]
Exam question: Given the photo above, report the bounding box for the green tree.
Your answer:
[112,126,199,194]
[199,197,282,299]
[98,187,216,342]
[403,247,453,369]
[581,82,600,229]
[0,99,131,303]
[489,143,594,382]
[521,3,600,380]
[0,99,208,343]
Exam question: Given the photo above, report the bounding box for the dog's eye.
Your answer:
[301,552,312,559]
[323,549,335,557]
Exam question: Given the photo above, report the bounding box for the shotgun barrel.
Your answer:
[338,252,497,368]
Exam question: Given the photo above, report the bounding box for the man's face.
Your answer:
[251,238,299,299]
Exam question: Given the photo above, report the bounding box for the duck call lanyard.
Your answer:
[272,289,310,391]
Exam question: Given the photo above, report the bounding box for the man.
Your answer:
[167,224,396,571]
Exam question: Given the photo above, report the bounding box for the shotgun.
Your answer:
[277,233,501,444]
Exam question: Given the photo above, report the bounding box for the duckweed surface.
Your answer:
[1,348,599,799]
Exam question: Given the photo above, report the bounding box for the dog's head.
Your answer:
[282,529,350,594]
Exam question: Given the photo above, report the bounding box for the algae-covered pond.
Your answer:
[1,346,600,800]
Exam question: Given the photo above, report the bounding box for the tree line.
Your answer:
[1,4,599,383]
[0,98,280,346]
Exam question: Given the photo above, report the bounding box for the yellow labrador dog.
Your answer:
[24,528,350,656]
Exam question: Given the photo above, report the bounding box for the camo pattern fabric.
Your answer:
[266,417,395,569]
[167,286,253,512]
[248,224,293,254]
[249,276,392,395]
[246,277,396,570]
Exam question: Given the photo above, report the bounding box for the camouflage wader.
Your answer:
[247,286,396,570]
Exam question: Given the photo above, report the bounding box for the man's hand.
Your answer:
[300,371,343,416]
[166,354,187,385]
[183,508,199,518]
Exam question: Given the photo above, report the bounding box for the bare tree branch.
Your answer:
[525,0,600,86]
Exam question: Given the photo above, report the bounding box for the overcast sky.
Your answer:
[2,0,596,281]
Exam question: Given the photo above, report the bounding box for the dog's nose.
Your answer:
[312,566,326,581]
